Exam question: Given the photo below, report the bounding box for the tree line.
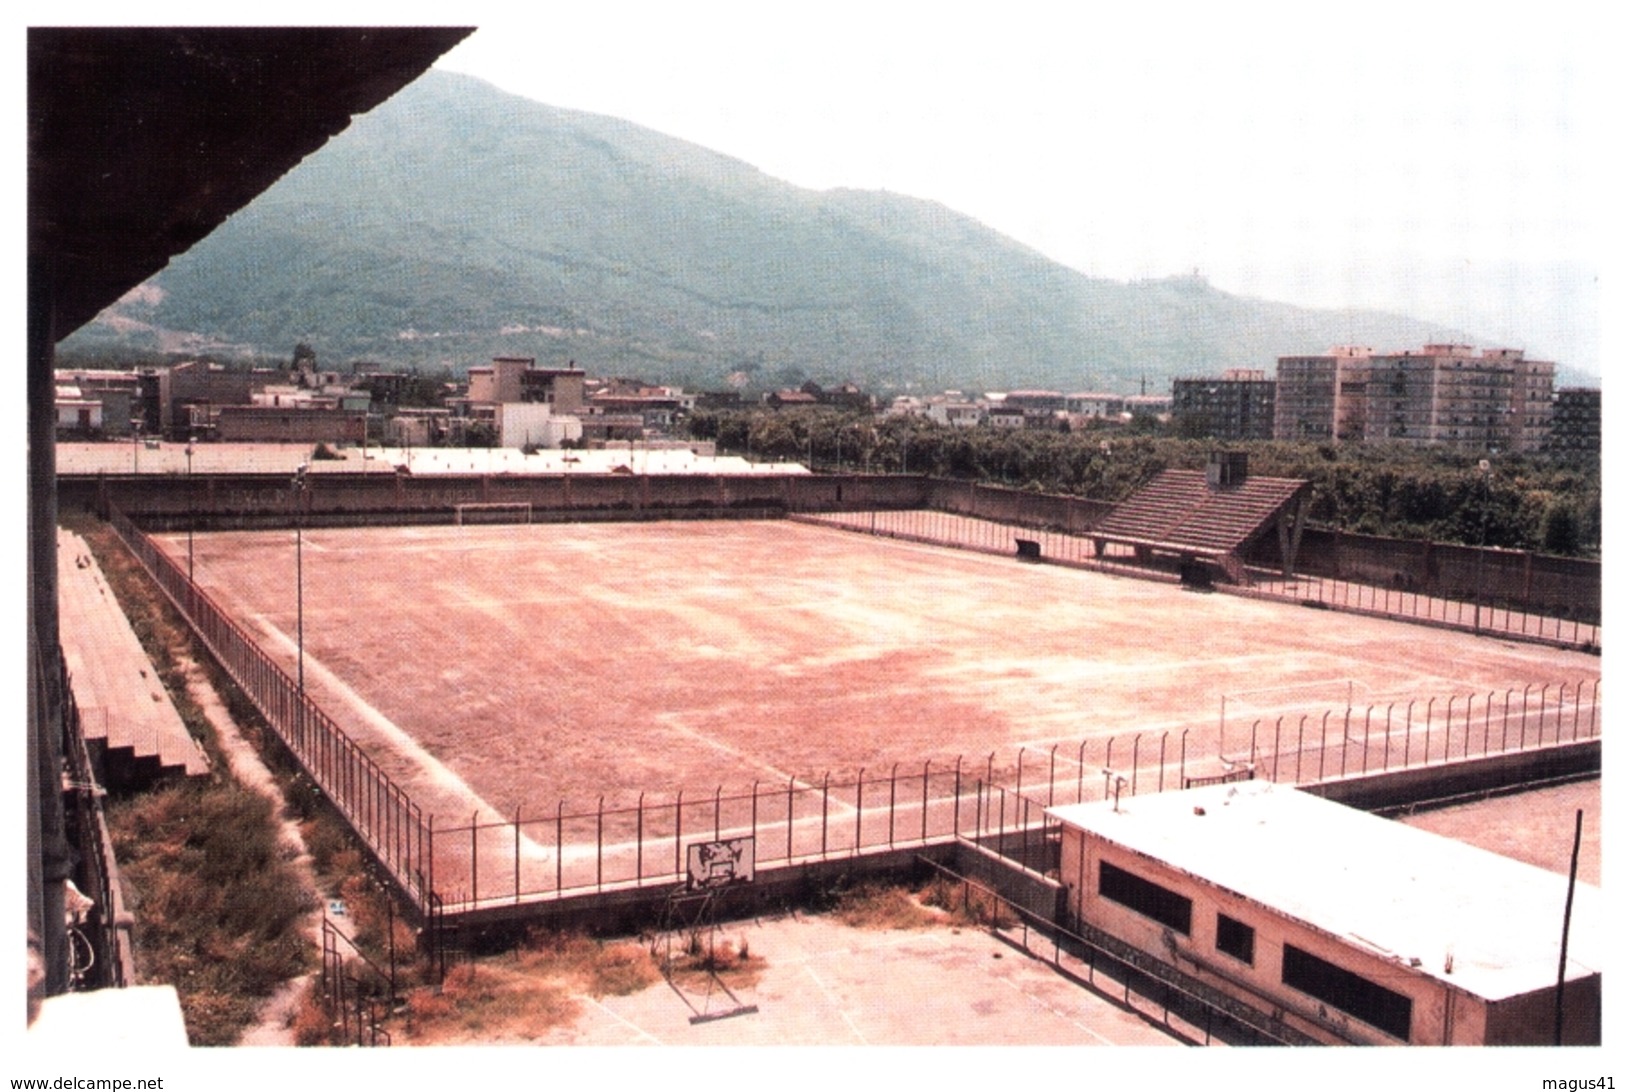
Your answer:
[684,407,1601,558]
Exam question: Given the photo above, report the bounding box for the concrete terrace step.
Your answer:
[57,529,210,783]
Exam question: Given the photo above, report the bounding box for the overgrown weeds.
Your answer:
[70,514,319,1044]
[108,782,316,1044]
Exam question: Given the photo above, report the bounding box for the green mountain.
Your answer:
[64,69,1475,393]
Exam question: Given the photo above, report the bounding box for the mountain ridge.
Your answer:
[65,69,1484,392]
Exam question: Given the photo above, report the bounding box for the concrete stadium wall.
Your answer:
[64,470,1595,620]
[1248,528,1599,623]
[1301,740,1599,813]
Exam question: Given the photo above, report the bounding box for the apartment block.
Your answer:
[1171,369,1276,440]
[1277,345,1555,453]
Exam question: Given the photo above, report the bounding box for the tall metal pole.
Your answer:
[1554,809,1583,1045]
[185,437,195,582]
[294,464,308,695]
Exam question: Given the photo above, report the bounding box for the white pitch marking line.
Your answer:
[656,712,859,817]
[247,611,552,864]
[799,962,868,1045]
[581,995,664,1045]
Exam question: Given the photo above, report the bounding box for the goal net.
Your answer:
[453,501,533,526]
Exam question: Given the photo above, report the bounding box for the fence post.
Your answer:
[1424,698,1435,765]
[713,785,722,844]
[1157,733,1167,793]
[470,811,478,908]
[1077,741,1087,802]
[1520,684,1532,748]
[1273,718,1283,780]
[1445,695,1458,761]
[1015,747,1025,799]
[1538,684,1550,745]
[1383,705,1393,770]
[555,800,563,893]
[821,772,830,858]
[855,769,865,853]
[1319,713,1330,781]
[953,757,962,837]
[1130,734,1141,796]
[751,781,759,853]
[1049,744,1058,805]
[786,777,795,861]
[1502,688,1513,751]
[1557,683,1569,744]
[921,760,931,844]
[597,795,605,892]
[514,805,521,905]
[1340,709,1350,777]
[636,792,645,883]
[1178,731,1188,791]
[888,763,898,847]
[674,789,684,877]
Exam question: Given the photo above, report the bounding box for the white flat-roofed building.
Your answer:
[1048,781,1600,1045]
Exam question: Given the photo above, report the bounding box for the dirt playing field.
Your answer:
[160,519,1598,834]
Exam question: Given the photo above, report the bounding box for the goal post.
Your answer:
[453,501,533,526]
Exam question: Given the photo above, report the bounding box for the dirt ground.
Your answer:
[162,519,1598,828]
[1396,778,1602,887]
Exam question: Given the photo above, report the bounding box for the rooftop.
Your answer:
[1047,781,1601,1002]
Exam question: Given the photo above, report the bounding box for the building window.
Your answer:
[1281,944,1412,1041]
[1215,913,1254,964]
[1098,860,1191,935]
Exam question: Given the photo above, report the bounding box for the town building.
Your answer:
[1546,388,1601,455]
[213,405,366,444]
[1048,781,1600,1046]
[1273,346,1372,442]
[1171,369,1276,440]
[54,369,144,437]
[1065,392,1127,420]
[465,356,586,413]
[1278,345,1556,453]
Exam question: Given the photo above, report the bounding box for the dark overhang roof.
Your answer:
[29,26,475,340]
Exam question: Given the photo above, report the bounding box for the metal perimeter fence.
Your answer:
[108,505,1601,921]
[797,510,1601,650]
[422,675,1600,913]
[107,504,434,907]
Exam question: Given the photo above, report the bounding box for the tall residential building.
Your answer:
[1274,346,1372,442]
[1171,369,1276,440]
[1546,388,1601,454]
[1276,345,1555,453]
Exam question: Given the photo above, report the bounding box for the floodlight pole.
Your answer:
[293,464,309,695]
[185,437,195,582]
[1475,459,1491,632]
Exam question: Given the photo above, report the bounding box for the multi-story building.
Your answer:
[466,356,585,413]
[1361,345,1553,453]
[1171,369,1276,440]
[1546,387,1601,454]
[1065,392,1127,420]
[1273,347,1372,442]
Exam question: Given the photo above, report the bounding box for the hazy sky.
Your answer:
[435,3,1603,376]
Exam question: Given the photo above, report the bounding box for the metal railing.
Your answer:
[797,510,1601,649]
[107,504,433,906]
[107,505,1600,923]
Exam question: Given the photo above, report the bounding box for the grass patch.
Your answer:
[108,782,317,1044]
[388,929,666,1043]
[829,881,945,930]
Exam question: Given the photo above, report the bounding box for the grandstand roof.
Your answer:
[1091,468,1309,558]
